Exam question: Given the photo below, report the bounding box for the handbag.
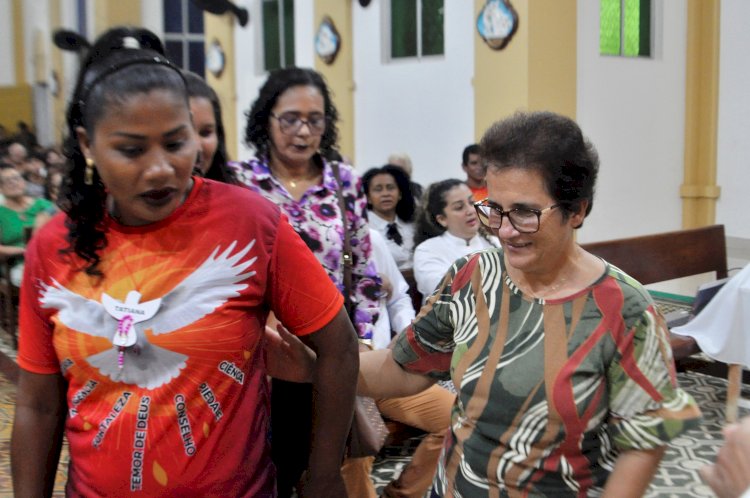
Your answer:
[346,388,389,458]
[330,160,389,458]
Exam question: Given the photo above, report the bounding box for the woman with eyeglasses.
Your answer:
[412,178,497,302]
[352,112,702,496]
[362,164,416,270]
[231,67,380,497]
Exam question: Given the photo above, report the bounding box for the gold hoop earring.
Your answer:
[85,157,95,185]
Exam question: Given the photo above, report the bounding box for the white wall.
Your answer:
[716,0,750,241]
[352,0,475,184]
[0,0,14,86]
[576,0,687,243]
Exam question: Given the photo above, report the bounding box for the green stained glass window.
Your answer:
[262,0,295,71]
[600,0,651,57]
[391,0,444,59]
[421,0,444,56]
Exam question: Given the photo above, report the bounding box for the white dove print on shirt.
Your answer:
[39,241,258,390]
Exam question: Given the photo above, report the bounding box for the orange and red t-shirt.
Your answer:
[18,178,343,496]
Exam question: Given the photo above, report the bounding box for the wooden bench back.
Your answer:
[580,224,728,285]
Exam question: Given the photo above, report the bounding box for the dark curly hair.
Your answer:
[183,71,238,185]
[479,111,599,228]
[60,26,189,275]
[243,67,340,161]
[361,164,416,223]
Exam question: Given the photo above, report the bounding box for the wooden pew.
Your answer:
[581,224,743,421]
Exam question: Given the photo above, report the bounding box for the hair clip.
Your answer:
[122,36,140,50]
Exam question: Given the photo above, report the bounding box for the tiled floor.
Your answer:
[1,328,746,497]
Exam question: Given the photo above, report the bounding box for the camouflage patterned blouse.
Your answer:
[392,248,701,497]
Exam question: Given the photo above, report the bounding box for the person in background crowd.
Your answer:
[231,66,380,498]
[44,146,67,174]
[5,140,28,170]
[21,152,48,198]
[412,179,497,300]
[462,143,487,201]
[183,71,239,184]
[0,163,54,286]
[388,152,423,202]
[363,165,417,270]
[44,169,64,205]
[15,121,38,151]
[11,27,356,498]
[355,111,700,497]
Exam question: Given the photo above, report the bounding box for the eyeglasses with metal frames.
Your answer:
[473,199,560,234]
[270,112,327,136]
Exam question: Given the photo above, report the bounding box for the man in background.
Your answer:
[462,143,486,200]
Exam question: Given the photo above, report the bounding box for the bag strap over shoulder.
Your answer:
[330,161,353,315]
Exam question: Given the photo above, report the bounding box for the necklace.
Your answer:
[270,162,319,191]
[505,264,571,300]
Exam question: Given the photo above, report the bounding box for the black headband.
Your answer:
[78,51,186,108]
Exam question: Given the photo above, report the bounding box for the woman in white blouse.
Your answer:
[413,179,498,300]
[362,165,417,270]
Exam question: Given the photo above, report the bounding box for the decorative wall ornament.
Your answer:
[206,39,226,77]
[477,0,519,50]
[315,16,341,65]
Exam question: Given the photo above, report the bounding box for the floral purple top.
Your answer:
[230,157,380,340]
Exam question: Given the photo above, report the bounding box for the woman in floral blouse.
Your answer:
[231,67,380,497]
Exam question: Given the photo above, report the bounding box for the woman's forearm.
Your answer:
[12,371,67,498]
[305,310,359,482]
[602,446,666,498]
[358,349,435,399]
[0,245,25,257]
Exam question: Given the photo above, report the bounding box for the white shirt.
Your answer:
[367,211,415,270]
[369,229,416,349]
[413,231,497,301]
[672,262,750,368]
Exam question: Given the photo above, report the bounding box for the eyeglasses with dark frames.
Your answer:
[270,112,328,136]
[474,199,560,234]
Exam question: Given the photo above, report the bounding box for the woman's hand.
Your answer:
[379,273,393,300]
[700,417,750,498]
[263,323,316,382]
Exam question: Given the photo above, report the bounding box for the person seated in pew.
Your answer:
[363,165,417,271]
[412,179,498,302]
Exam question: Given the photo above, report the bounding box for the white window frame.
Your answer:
[162,0,205,74]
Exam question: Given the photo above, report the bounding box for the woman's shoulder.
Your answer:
[30,211,68,245]
[323,159,360,188]
[414,234,444,252]
[201,178,280,216]
[30,197,54,211]
[592,260,654,319]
